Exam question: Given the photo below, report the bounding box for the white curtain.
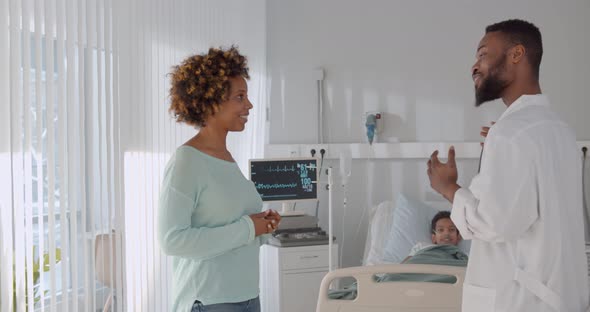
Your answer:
[1,0,266,311]
[116,0,267,310]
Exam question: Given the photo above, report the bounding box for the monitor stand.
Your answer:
[280,202,305,216]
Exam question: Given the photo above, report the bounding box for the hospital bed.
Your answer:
[316,195,468,312]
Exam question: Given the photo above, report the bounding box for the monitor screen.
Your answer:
[249,158,318,202]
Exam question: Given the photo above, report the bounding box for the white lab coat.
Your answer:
[451,94,589,312]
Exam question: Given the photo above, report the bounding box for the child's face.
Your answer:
[431,218,461,245]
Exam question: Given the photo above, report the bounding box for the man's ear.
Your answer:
[431,234,437,244]
[510,44,525,64]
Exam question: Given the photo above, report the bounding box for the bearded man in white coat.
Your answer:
[427,19,589,312]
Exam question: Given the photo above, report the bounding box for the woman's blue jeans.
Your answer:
[190,297,260,312]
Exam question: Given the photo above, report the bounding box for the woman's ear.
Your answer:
[431,233,437,244]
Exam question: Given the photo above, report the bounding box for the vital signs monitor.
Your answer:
[248,157,318,203]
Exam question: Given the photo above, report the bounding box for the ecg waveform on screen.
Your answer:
[264,163,316,173]
[265,166,297,172]
[256,183,298,190]
[250,159,318,201]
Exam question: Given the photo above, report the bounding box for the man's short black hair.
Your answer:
[431,211,452,234]
[486,19,543,79]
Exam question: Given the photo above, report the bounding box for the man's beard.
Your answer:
[475,55,509,107]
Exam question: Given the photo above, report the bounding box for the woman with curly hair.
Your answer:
[157,46,280,312]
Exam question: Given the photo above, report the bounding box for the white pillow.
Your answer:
[381,194,471,263]
[362,201,395,266]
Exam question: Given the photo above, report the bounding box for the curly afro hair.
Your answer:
[169,45,250,127]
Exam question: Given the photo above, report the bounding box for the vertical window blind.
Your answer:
[1,0,122,311]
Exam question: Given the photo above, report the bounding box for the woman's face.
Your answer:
[208,76,253,132]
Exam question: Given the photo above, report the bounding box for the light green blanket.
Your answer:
[328,245,468,300]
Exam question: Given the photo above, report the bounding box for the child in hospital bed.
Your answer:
[401,211,462,263]
[328,211,468,300]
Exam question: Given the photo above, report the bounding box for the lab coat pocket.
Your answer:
[463,283,496,312]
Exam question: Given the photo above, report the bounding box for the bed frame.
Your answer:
[316,264,465,312]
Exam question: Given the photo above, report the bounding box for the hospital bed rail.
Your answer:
[316,264,465,312]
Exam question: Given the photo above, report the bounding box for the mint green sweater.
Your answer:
[157,146,265,311]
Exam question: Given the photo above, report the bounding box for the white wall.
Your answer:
[266,0,590,268]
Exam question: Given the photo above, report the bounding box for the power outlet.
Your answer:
[306,145,329,159]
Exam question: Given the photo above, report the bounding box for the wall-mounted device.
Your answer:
[364,111,382,144]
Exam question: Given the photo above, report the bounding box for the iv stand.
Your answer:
[327,167,334,272]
